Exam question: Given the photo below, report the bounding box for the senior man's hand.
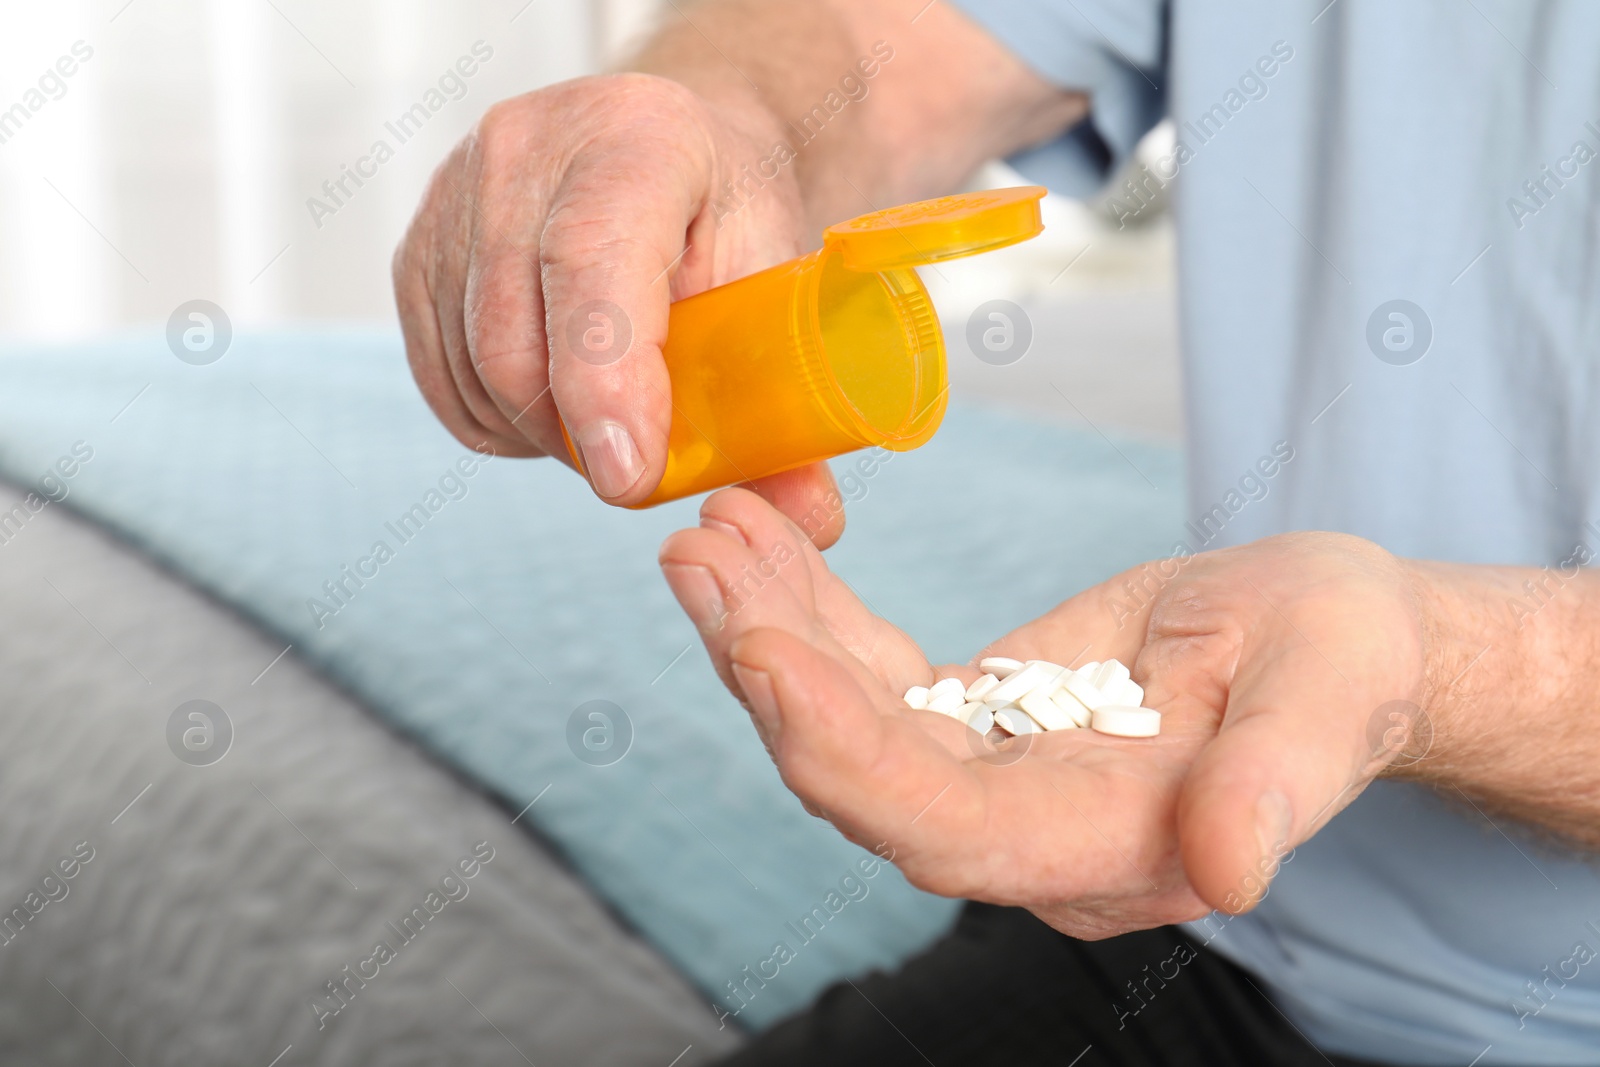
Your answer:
[392,73,845,535]
[658,488,1432,935]
[393,1,1091,548]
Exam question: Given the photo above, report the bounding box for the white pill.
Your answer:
[926,689,965,714]
[1091,660,1131,691]
[986,661,1069,705]
[1060,672,1109,713]
[1024,660,1072,688]
[963,704,995,734]
[978,657,1025,678]
[929,677,966,701]
[1091,704,1161,738]
[992,707,1040,735]
[903,686,930,710]
[1052,690,1093,728]
[965,673,1000,703]
[1103,676,1144,708]
[1019,688,1075,731]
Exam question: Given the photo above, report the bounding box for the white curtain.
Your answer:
[0,0,661,340]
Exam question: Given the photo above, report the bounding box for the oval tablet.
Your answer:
[965,673,1000,702]
[1091,704,1161,738]
[986,662,1067,705]
[1051,691,1092,729]
[978,657,1025,678]
[1103,677,1144,708]
[963,704,995,734]
[1091,660,1131,690]
[903,686,930,710]
[1018,689,1074,731]
[1060,673,1108,713]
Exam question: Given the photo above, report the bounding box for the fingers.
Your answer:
[691,488,932,690]
[393,177,541,458]
[396,76,753,499]
[729,627,992,899]
[462,213,565,457]
[658,523,920,706]
[740,463,846,548]
[417,136,548,451]
[434,248,543,449]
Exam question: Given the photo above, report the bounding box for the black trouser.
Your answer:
[717,902,1390,1067]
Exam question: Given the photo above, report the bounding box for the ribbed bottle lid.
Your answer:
[821,186,1047,271]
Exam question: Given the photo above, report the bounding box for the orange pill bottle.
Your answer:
[570,186,1047,506]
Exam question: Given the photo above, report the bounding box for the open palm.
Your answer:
[659,488,1429,937]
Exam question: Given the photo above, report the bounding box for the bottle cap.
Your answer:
[821,186,1047,272]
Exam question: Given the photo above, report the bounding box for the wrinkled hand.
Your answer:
[659,488,1431,937]
[394,74,846,542]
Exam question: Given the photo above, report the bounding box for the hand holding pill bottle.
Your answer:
[562,186,1048,506]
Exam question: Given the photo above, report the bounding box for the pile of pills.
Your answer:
[903,657,1161,739]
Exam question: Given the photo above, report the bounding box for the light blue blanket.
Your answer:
[0,331,1182,1027]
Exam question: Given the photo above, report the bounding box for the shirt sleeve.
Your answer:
[948,0,1169,197]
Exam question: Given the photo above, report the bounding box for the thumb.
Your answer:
[539,72,746,506]
[1175,644,1375,914]
[541,139,685,504]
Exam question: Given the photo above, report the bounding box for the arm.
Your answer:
[1406,556,1600,846]
[628,1,1087,231]
[392,0,1083,539]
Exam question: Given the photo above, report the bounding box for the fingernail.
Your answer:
[732,662,781,744]
[700,517,747,545]
[575,420,644,499]
[660,563,726,634]
[1254,789,1293,868]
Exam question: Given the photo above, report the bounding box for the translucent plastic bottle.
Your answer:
[568,186,1047,507]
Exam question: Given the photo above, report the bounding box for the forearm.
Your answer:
[626,0,1086,232]
[1401,554,1600,845]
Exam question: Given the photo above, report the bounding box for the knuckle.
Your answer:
[476,96,517,133]
[600,72,704,125]
[471,346,547,418]
[474,96,530,158]
[538,206,649,266]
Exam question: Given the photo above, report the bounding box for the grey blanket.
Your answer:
[0,483,739,1066]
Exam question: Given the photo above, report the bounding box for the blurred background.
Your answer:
[0,0,1181,439]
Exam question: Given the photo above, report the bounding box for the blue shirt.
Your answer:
[950,1,1600,1063]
